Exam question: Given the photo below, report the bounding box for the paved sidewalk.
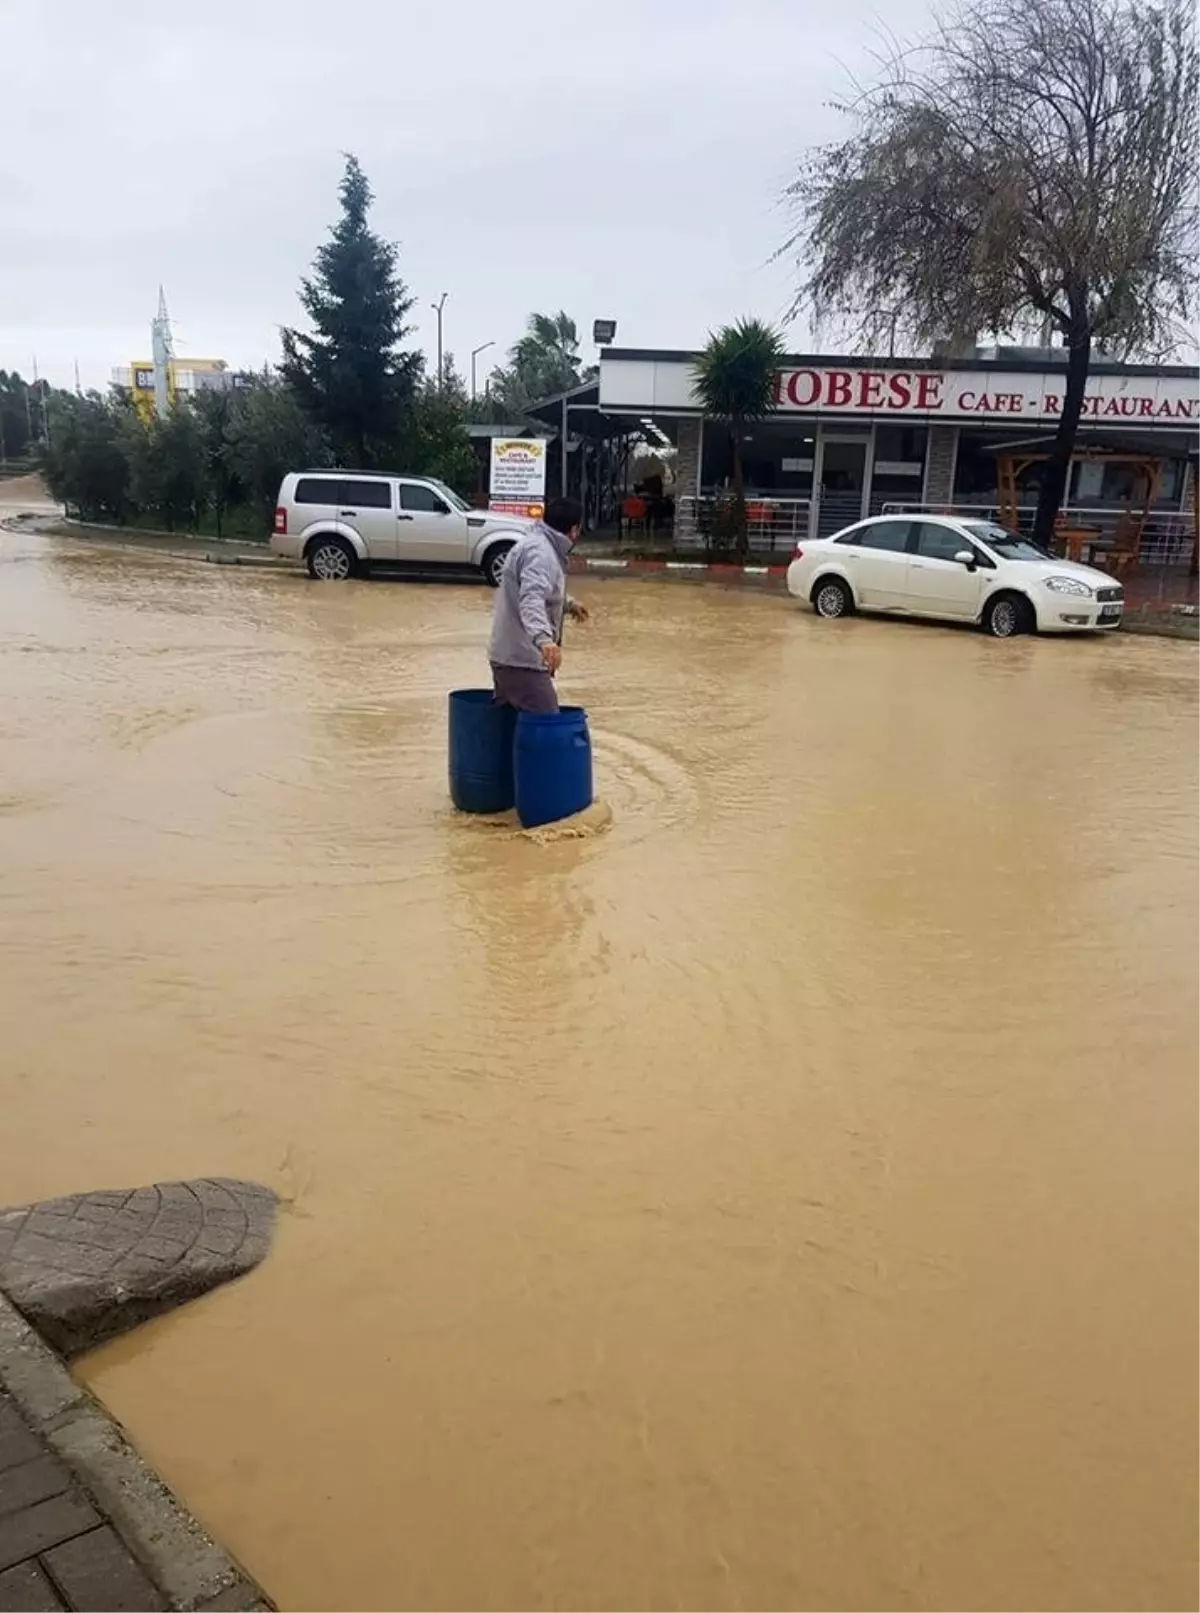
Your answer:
[0,1297,269,1613]
[1,1389,167,1610]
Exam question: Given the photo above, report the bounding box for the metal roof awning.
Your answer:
[524,380,651,441]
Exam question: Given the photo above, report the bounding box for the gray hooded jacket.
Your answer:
[488,521,574,671]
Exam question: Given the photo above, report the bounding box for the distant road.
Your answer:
[0,472,59,515]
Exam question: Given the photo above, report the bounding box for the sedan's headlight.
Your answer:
[1044,575,1094,596]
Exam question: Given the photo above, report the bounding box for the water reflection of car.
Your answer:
[787,515,1124,637]
[270,471,534,585]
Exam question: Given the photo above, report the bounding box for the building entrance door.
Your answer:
[813,433,871,539]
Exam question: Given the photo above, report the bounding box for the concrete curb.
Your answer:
[569,556,789,585]
[2,516,295,573]
[0,1296,269,1611]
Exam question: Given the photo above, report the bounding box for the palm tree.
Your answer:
[693,319,784,556]
[509,309,587,398]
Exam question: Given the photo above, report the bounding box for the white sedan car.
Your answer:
[787,514,1124,637]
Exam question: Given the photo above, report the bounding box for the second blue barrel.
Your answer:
[515,707,593,829]
[448,689,516,814]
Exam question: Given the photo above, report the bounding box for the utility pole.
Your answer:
[470,341,494,401]
[431,292,448,391]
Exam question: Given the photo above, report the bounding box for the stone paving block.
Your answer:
[0,1404,41,1475]
[194,1580,265,1612]
[0,1559,65,1612]
[0,1311,84,1427]
[0,1454,72,1514]
[24,1216,76,1242]
[135,1238,188,1264]
[0,1182,276,1355]
[64,1224,129,1255]
[0,1493,99,1573]
[44,1526,167,1612]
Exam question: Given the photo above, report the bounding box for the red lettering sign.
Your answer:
[783,370,821,407]
[887,373,912,409]
[826,371,853,406]
[915,374,943,410]
[856,371,885,409]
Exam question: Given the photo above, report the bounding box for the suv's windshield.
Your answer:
[963,521,1050,562]
[431,480,469,513]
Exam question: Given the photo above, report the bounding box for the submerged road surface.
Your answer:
[1,527,1196,1611]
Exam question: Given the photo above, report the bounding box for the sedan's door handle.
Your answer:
[397,513,414,521]
[339,509,356,516]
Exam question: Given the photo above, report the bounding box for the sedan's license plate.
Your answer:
[1100,603,1123,618]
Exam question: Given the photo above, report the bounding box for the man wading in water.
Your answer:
[489,495,589,713]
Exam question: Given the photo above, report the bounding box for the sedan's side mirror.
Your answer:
[954,549,976,569]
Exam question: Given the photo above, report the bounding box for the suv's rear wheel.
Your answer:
[482,542,514,588]
[982,592,1033,638]
[307,537,357,581]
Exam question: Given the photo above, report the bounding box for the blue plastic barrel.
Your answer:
[448,689,516,814]
[514,706,593,829]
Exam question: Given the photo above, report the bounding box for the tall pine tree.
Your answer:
[281,156,419,468]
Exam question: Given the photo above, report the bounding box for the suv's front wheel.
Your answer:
[307,537,357,581]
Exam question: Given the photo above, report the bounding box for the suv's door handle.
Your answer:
[397,513,414,521]
[339,509,356,516]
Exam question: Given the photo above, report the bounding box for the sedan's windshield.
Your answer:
[432,480,470,512]
[962,521,1050,561]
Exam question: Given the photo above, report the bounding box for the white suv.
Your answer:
[270,471,534,585]
[787,514,1124,636]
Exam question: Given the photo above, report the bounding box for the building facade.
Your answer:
[598,348,1199,559]
[111,358,241,423]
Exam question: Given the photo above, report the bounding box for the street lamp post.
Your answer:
[470,341,495,401]
[431,292,448,390]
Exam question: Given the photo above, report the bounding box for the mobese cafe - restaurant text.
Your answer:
[774,366,1199,421]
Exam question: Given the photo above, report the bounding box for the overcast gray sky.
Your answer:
[1,0,922,392]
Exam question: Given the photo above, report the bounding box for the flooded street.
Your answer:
[1,526,1195,1611]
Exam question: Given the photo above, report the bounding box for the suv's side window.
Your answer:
[338,479,392,509]
[913,522,971,562]
[856,520,912,552]
[400,483,449,514]
[294,478,340,505]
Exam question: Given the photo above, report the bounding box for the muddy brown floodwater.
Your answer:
[0,526,1196,1612]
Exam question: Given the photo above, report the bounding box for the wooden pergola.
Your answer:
[990,433,1175,575]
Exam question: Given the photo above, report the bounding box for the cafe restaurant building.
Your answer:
[596,346,1199,561]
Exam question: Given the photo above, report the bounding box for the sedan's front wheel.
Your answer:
[982,592,1033,638]
[812,577,853,619]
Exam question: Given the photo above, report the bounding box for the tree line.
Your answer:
[35,155,594,535]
